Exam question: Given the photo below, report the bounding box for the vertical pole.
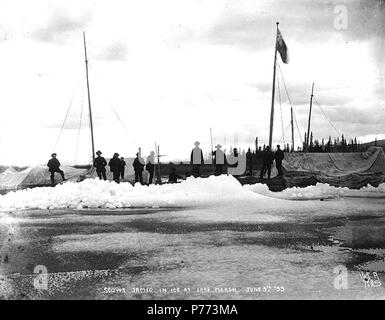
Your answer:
[154,142,158,183]
[306,82,315,152]
[268,22,279,149]
[154,142,161,185]
[157,144,161,184]
[290,107,294,152]
[210,127,214,168]
[83,31,95,164]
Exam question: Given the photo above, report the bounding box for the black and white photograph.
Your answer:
[0,0,384,304]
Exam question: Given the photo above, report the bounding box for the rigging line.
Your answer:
[88,67,140,148]
[292,108,315,174]
[86,64,128,129]
[104,94,141,150]
[277,64,314,173]
[276,72,286,145]
[292,110,304,145]
[277,63,308,150]
[277,62,309,153]
[74,86,85,164]
[279,122,292,144]
[277,62,307,148]
[106,98,128,129]
[277,63,295,112]
[52,91,77,152]
[313,96,341,137]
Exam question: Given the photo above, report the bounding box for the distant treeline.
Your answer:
[252,133,384,154]
[300,132,383,153]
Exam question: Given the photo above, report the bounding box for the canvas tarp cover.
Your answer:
[0,166,90,190]
[0,158,146,191]
[282,146,385,188]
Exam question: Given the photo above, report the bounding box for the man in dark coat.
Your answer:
[47,153,65,186]
[108,153,121,183]
[259,146,274,179]
[133,152,145,184]
[213,144,226,176]
[275,144,285,176]
[246,147,253,176]
[120,157,126,180]
[94,150,107,180]
[190,141,204,178]
[146,151,155,185]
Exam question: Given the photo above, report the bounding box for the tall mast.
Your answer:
[268,22,279,149]
[210,127,214,168]
[155,143,161,185]
[83,31,96,163]
[290,107,294,152]
[306,82,315,152]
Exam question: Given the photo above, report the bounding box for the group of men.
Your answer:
[47,150,156,186]
[259,144,284,179]
[94,151,127,183]
[190,141,229,177]
[191,141,240,177]
[191,141,285,179]
[47,142,285,186]
[94,150,156,184]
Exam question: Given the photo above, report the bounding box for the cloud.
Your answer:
[0,0,383,165]
[345,0,385,41]
[44,116,82,130]
[323,104,385,125]
[97,42,129,61]
[201,0,385,51]
[31,8,92,44]
[201,1,331,51]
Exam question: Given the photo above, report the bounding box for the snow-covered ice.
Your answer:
[0,175,262,210]
[0,175,385,211]
[246,182,385,200]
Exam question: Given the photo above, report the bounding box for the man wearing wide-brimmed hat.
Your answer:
[133,149,145,184]
[94,150,107,180]
[260,146,274,179]
[108,152,121,183]
[47,153,66,186]
[213,144,226,176]
[190,141,204,178]
[145,151,156,185]
[274,144,284,177]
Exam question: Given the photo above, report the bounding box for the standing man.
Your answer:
[47,153,65,186]
[108,153,121,183]
[120,157,126,180]
[94,150,107,180]
[146,151,155,184]
[275,144,284,177]
[190,141,204,178]
[213,144,226,176]
[259,146,274,179]
[246,147,253,176]
[133,150,145,184]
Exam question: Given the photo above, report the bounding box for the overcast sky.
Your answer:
[0,0,384,165]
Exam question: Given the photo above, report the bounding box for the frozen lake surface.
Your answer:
[1,194,385,299]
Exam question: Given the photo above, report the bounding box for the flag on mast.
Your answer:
[277,28,288,63]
